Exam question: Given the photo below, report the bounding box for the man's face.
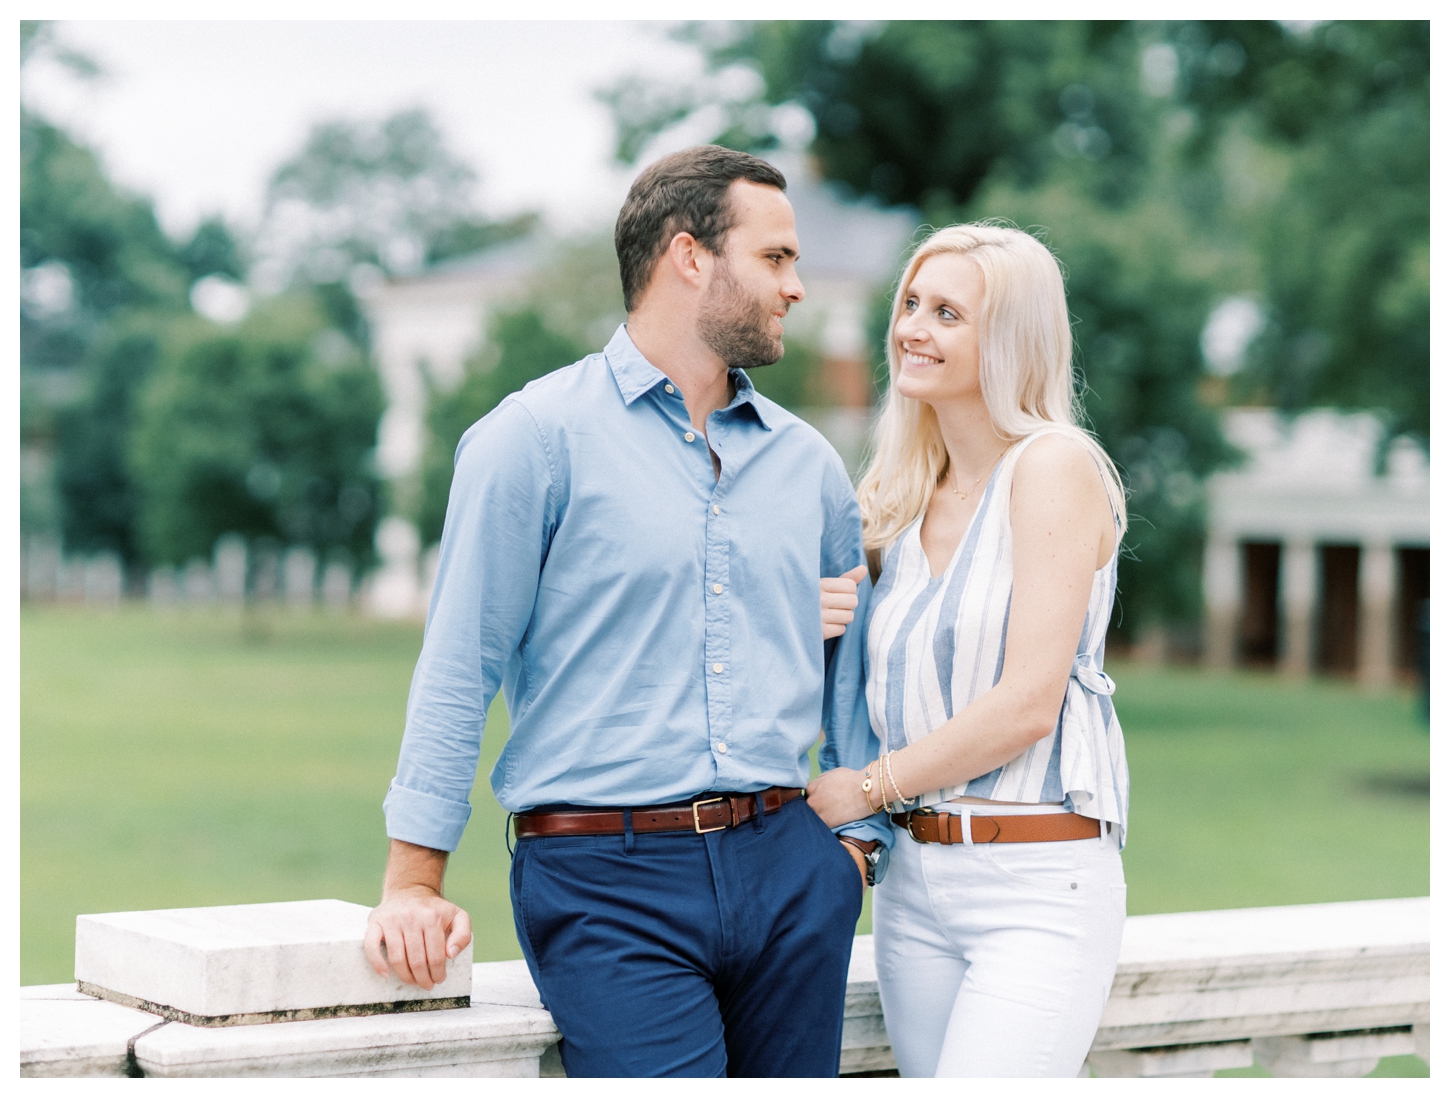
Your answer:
[697,180,805,369]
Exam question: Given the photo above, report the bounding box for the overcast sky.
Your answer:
[22,20,709,239]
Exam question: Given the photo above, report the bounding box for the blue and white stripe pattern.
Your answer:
[863,430,1129,845]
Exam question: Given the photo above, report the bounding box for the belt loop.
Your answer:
[623,808,635,855]
[753,791,766,833]
[1099,816,1107,843]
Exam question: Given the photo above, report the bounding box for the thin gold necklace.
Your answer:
[946,449,1006,501]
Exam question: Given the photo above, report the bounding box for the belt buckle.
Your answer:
[908,806,938,845]
[692,796,728,834]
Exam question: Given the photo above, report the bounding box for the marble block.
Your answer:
[1090,1039,1254,1078]
[1094,896,1429,1050]
[75,899,471,1026]
[21,989,163,1077]
[133,963,559,1078]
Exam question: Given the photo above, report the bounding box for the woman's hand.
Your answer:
[806,765,875,828]
[821,564,869,639]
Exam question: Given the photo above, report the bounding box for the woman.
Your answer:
[808,222,1129,1078]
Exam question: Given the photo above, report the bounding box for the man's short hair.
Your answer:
[614,145,788,313]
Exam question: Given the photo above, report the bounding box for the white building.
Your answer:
[1201,408,1429,685]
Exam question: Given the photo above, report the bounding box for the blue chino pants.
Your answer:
[509,795,864,1077]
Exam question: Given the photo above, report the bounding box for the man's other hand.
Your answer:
[364,839,473,990]
[822,564,868,639]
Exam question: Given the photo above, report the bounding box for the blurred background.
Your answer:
[19,21,1429,1072]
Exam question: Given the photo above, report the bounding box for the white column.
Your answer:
[1358,541,1395,688]
[1281,539,1316,677]
[1202,534,1240,669]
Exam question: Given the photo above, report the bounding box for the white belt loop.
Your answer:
[1099,816,1108,843]
[957,806,974,847]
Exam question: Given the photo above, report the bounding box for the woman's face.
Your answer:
[893,252,985,408]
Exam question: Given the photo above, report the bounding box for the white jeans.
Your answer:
[873,811,1126,1077]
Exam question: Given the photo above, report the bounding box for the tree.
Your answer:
[1224,21,1429,444]
[131,298,384,570]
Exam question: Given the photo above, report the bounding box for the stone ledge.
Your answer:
[22,896,1431,1077]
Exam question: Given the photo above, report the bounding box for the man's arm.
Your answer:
[815,477,894,880]
[374,398,558,986]
[364,840,472,990]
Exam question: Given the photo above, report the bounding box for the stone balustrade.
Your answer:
[21,896,1428,1078]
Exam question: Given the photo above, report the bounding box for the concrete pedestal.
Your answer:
[75,899,470,1026]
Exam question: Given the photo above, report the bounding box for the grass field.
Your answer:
[20,606,1429,1075]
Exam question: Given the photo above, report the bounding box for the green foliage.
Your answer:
[419,309,590,546]
[20,112,189,371]
[1228,22,1429,443]
[178,216,246,282]
[131,298,384,567]
[52,322,166,568]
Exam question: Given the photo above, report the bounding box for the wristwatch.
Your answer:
[838,836,885,887]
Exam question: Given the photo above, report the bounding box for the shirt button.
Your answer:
[713,663,724,674]
[684,431,696,442]
[712,505,720,515]
[716,742,729,754]
[665,384,675,394]
[713,583,723,594]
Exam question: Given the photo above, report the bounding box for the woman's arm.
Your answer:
[807,435,1114,826]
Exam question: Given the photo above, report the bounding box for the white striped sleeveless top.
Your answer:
[863,429,1130,845]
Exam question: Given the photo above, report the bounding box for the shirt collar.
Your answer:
[604,324,774,431]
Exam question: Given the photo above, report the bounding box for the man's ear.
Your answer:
[663,231,713,290]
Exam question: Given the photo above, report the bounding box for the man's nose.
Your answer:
[783,271,805,303]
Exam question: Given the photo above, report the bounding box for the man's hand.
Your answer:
[841,840,869,889]
[806,765,873,828]
[822,564,868,639]
[364,839,473,991]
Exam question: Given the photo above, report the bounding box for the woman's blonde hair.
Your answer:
[858,221,1127,553]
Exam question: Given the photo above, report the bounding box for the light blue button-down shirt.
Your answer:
[384,325,889,856]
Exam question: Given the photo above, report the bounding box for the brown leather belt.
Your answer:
[892,808,1103,845]
[514,787,803,839]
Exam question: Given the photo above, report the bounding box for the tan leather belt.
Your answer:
[892,808,1102,845]
[514,787,803,839]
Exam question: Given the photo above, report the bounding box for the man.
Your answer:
[364,145,888,1077]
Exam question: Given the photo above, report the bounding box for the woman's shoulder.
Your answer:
[1010,430,1105,490]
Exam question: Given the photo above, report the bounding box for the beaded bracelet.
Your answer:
[882,749,906,808]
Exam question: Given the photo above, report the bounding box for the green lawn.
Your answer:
[21,606,1428,1075]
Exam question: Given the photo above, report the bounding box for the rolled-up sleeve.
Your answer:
[383,397,558,851]
[818,474,894,854]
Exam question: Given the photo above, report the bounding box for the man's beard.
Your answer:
[697,258,785,369]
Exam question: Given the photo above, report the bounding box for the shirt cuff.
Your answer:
[383,781,473,853]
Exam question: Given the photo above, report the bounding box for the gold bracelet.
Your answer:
[860,761,882,815]
[882,749,906,808]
